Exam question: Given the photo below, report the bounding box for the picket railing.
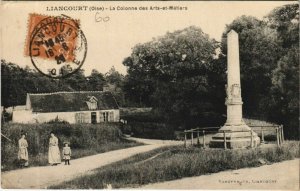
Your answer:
[183,127,219,148]
[183,125,284,149]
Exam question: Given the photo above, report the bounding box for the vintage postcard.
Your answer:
[0,0,299,190]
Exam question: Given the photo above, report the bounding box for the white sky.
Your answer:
[0,1,294,75]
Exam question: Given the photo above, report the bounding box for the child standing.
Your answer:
[62,142,71,165]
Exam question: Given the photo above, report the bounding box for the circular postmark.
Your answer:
[29,14,87,78]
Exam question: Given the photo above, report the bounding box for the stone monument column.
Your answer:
[210,30,260,148]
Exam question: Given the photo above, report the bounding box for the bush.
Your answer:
[121,112,164,123]
[1,123,140,171]
[46,117,70,124]
[120,111,173,139]
[122,122,174,140]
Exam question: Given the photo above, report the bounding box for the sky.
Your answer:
[0,1,294,75]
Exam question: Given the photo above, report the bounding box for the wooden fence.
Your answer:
[183,125,284,149]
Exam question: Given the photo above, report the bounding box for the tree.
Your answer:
[104,66,125,106]
[1,60,62,107]
[86,69,106,91]
[62,69,87,91]
[105,66,124,87]
[266,4,299,49]
[265,4,299,139]
[269,47,299,137]
[123,26,223,128]
[1,60,125,110]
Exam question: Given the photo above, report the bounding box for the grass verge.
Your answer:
[1,123,142,171]
[51,141,299,189]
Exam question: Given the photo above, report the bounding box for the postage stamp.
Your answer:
[25,14,87,78]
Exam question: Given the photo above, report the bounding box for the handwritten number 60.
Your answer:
[95,13,110,22]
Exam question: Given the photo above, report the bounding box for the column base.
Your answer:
[210,124,260,149]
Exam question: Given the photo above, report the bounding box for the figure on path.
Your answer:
[18,133,29,167]
[48,132,61,165]
[62,142,72,165]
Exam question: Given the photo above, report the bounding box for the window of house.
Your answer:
[99,111,113,122]
[109,111,114,122]
[75,113,84,123]
[76,112,89,123]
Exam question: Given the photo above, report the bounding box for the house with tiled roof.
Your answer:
[12,91,120,124]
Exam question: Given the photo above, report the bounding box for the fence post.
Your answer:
[261,127,265,144]
[250,130,254,148]
[281,125,284,143]
[203,130,206,148]
[184,131,187,148]
[223,131,227,149]
[196,131,199,146]
[276,127,280,147]
[191,132,194,146]
[278,126,282,145]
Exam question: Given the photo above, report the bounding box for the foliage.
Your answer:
[105,66,124,87]
[122,122,174,140]
[264,4,299,139]
[105,66,126,106]
[1,60,122,108]
[123,26,224,129]
[266,4,299,49]
[1,123,141,171]
[266,47,299,139]
[51,141,300,189]
[86,69,106,91]
[1,61,61,107]
[121,111,164,123]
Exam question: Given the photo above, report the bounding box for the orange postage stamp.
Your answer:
[25,14,87,78]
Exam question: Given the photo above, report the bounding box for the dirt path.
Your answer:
[138,159,299,190]
[1,138,181,189]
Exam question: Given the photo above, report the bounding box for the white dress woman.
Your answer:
[18,134,29,167]
[48,133,61,165]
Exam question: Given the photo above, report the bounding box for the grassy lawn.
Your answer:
[51,141,299,189]
[1,123,142,171]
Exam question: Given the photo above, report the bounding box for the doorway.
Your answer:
[91,112,97,124]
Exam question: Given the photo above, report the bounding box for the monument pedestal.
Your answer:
[210,123,260,149]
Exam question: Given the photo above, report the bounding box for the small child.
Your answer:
[62,142,71,165]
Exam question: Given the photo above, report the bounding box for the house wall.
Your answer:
[32,111,77,123]
[12,109,120,124]
[12,110,34,123]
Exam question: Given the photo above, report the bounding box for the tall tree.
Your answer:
[1,60,62,107]
[123,26,223,128]
[266,3,299,49]
[105,66,125,106]
[265,4,299,139]
[63,69,87,91]
[105,66,124,86]
[86,69,106,91]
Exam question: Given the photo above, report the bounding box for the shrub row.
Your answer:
[121,112,164,123]
[121,122,174,140]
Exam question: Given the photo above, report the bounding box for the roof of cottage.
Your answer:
[27,91,119,112]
